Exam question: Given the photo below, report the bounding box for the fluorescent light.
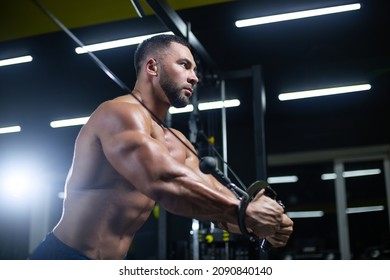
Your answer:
[169,104,194,114]
[0,55,33,67]
[321,173,337,180]
[286,205,384,218]
[169,99,240,114]
[343,169,382,178]
[0,125,21,134]
[75,31,173,54]
[346,205,384,214]
[198,99,240,111]
[321,168,381,180]
[267,175,298,184]
[50,117,90,128]
[235,3,361,27]
[287,211,324,218]
[278,84,371,101]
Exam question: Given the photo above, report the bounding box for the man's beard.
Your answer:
[159,67,190,108]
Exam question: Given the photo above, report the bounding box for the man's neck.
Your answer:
[131,87,170,123]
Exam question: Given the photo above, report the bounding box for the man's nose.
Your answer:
[189,71,199,85]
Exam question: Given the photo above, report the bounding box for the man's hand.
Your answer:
[265,214,294,247]
[245,190,285,238]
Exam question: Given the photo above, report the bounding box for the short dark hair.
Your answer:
[134,34,190,76]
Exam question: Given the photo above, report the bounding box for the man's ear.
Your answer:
[146,58,158,77]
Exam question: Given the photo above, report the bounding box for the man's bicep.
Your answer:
[103,129,143,163]
[101,124,162,181]
[103,130,173,200]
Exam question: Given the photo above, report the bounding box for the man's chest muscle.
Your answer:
[151,123,187,163]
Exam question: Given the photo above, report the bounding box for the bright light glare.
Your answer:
[75,32,173,54]
[50,117,90,128]
[0,164,42,201]
[279,84,371,101]
[192,219,200,231]
[0,125,21,134]
[321,168,381,180]
[3,171,32,198]
[235,3,361,27]
[0,55,33,67]
[267,175,298,184]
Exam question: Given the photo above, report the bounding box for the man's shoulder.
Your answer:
[95,97,148,120]
[83,97,151,134]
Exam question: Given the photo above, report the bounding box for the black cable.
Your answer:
[130,0,146,18]
[199,130,247,191]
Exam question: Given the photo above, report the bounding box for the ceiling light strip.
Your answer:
[287,211,324,218]
[169,99,240,114]
[50,117,90,128]
[0,55,33,67]
[321,168,381,180]
[0,125,21,134]
[287,205,384,218]
[198,99,240,111]
[346,205,384,214]
[169,105,194,114]
[278,84,371,101]
[267,175,298,184]
[75,32,174,54]
[235,3,361,27]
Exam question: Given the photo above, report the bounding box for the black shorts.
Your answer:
[28,232,92,260]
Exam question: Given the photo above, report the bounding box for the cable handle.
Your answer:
[199,157,284,251]
[245,181,286,252]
